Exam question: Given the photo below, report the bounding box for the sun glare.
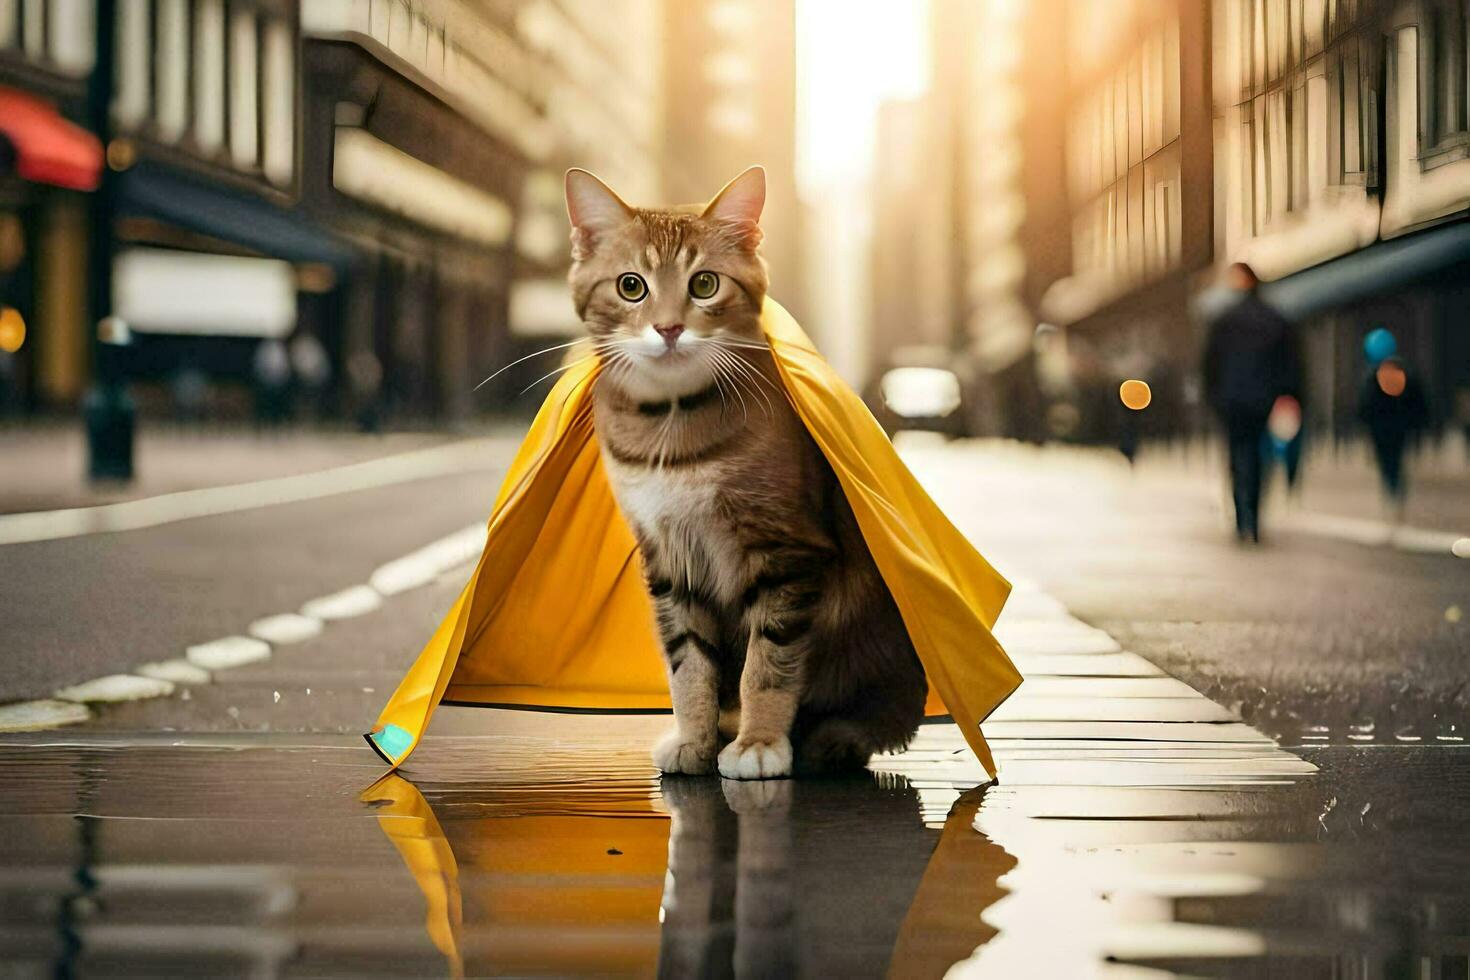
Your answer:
[795,0,931,195]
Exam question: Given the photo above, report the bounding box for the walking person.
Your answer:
[1357,330,1430,522]
[1201,263,1304,543]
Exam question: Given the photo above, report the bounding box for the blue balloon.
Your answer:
[1363,327,1397,365]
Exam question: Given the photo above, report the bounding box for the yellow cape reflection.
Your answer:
[364,772,1014,978]
[362,775,466,976]
[361,773,672,978]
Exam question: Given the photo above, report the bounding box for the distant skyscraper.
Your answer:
[661,0,803,319]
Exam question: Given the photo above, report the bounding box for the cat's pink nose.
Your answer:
[654,323,684,348]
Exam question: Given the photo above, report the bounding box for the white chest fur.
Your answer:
[606,460,718,536]
[604,455,741,600]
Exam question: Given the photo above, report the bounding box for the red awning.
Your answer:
[0,87,103,191]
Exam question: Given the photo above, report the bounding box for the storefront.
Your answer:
[0,85,100,416]
[299,39,524,425]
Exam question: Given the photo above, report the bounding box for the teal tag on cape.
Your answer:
[372,724,413,760]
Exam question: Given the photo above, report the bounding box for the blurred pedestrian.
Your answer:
[1201,262,1304,542]
[253,338,292,427]
[1357,343,1429,522]
[290,331,332,420]
[348,349,384,433]
[170,363,210,426]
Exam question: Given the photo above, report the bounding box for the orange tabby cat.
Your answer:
[566,167,926,780]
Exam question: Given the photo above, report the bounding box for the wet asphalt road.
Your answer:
[0,446,513,704]
[0,434,1466,977]
[3,434,1463,734]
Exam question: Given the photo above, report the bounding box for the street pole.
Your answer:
[83,0,134,481]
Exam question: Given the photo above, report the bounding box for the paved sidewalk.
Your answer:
[1137,434,1470,537]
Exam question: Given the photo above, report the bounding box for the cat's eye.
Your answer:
[688,271,720,300]
[616,273,648,302]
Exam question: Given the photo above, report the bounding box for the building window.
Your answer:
[0,1,15,49]
[155,0,189,143]
[0,0,92,75]
[114,0,150,128]
[1229,0,1379,240]
[1419,0,1470,167]
[21,0,42,60]
[1068,15,1182,293]
[194,0,226,153]
[261,16,294,186]
[229,6,259,170]
[48,0,94,73]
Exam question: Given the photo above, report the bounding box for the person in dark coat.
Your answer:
[1201,263,1304,542]
[1357,355,1429,519]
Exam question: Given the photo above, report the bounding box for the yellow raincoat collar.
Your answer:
[367,298,1020,777]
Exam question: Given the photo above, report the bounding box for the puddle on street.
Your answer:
[0,730,1466,978]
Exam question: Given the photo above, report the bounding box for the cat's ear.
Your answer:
[565,169,634,260]
[702,166,765,249]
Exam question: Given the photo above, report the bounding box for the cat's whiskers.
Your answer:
[473,338,587,391]
[708,340,787,390]
[705,351,748,425]
[516,353,603,396]
[707,345,774,417]
[517,339,621,397]
[707,348,763,420]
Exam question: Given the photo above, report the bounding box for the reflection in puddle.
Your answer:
[366,766,993,978]
[0,734,1466,977]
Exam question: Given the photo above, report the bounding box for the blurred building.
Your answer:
[871,0,1070,439]
[303,0,665,421]
[870,0,1034,437]
[874,0,1470,444]
[2,0,670,426]
[1029,0,1470,443]
[106,0,345,420]
[1214,0,1470,439]
[1032,0,1214,442]
[662,0,802,318]
[0,1,100,415]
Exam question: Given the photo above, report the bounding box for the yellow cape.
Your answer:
[367,298,1021,777]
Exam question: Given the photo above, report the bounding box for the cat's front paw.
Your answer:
[652,729,716,775]
[717,734,793,780]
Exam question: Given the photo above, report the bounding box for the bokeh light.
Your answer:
[1376,361,1407,397]
[1119,379,1151,411]
[0,307,25,353]
[1267,395,1302,442]
[1363,327,1397,365]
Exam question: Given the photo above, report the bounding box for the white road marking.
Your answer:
[0,522,497,726]
[0,699,91,732]
[0,437,506,546]
[368,556,438,596]
[300,585,382,620]
[54,674,175,703]
[248,613,323,645]
[1283,511,1467,558]
[369,524,486,595]
[186,636,271,670]
[135,659,211,685]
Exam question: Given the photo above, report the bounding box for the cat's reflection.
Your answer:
[365,771,1013,979]
[655,774,1013,979]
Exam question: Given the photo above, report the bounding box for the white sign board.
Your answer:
[114,248,297,338]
